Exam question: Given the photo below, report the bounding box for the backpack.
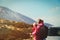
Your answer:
[36,25,48,39]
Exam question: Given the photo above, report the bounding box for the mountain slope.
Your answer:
[0,6,53,27]
[0,6,35,24]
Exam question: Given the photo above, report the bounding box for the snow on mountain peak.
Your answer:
[0,6,35,24]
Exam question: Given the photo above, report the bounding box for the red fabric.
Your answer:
[32,22,44,40]
[37,22,44,33]
[32,25,37,37]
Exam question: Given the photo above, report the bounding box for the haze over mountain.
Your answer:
[0,6,35,24]
[0,6,54,27]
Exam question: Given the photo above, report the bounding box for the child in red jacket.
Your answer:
[32,23,37,40]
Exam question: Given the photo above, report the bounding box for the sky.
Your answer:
[0,0,60,26]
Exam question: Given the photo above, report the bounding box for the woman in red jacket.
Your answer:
[32,23,37,40]
[32,19,44,40]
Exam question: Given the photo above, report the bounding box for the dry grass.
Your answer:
[0,19,33,40]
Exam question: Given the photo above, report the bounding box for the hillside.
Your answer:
[0,19,32,40]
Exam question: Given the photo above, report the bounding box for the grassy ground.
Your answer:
[0,19,33,40]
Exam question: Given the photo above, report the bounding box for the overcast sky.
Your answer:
[0,0,60,26]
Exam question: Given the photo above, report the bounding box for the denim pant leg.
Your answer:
[43,38,46,40]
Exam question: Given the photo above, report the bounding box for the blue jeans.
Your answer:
[43,38,46,40]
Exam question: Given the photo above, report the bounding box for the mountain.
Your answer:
[0,6,35,24]
[0,6,53,27]
[44,23,53,28]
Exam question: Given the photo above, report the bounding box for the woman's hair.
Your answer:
[37,19,43,23]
